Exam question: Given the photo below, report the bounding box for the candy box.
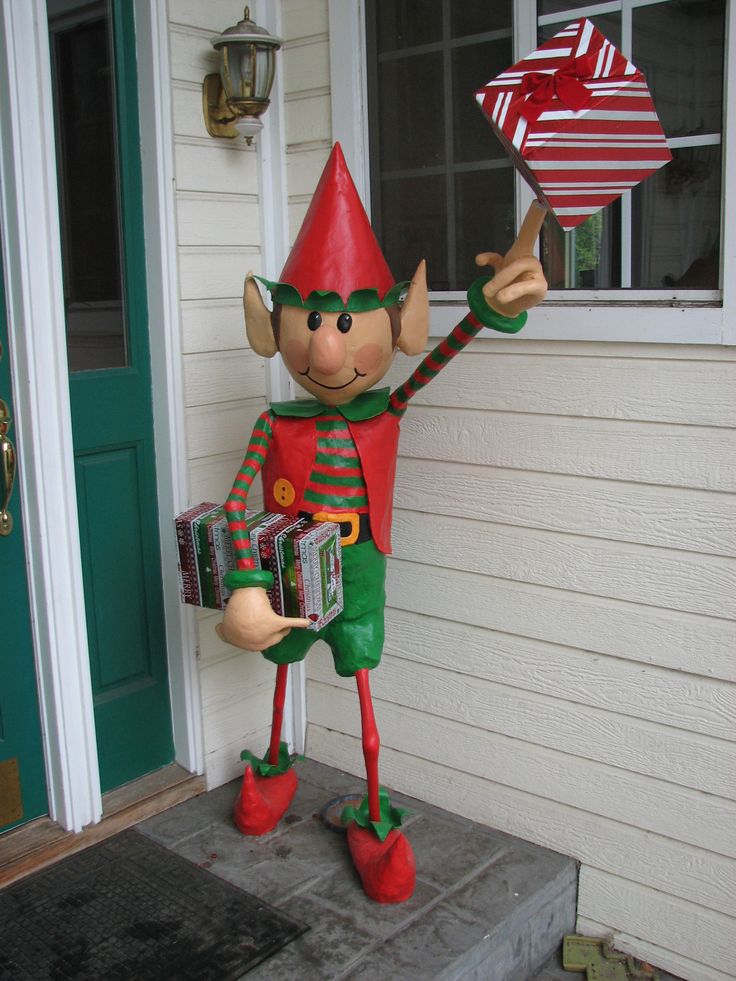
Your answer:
[475,18,672,229]
[175,505,342,630]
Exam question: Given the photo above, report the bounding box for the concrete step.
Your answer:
[138,758,578,981]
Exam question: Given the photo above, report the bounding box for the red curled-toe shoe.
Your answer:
[346,824,416,903]
[233,764,298,836]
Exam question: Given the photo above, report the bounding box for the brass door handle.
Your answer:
[0,398,15,536]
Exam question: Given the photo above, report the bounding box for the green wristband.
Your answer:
[223,569,274,591]
[467,275,527,334]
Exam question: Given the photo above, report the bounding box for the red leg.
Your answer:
[233,663,296,836]
[268,663,289,765]
[348,670,415,903]
[355,668,381,823]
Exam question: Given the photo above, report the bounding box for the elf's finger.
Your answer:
[505,200,548,261]
[483,257,543,296]
[475,252,505,272]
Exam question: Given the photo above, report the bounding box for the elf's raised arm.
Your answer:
[390,201,548,417]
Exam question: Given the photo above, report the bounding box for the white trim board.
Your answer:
[330,0,735,346]
[134,0,204,776]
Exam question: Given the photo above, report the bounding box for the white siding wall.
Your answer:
[301,6,736,980]
[167,0,272,790]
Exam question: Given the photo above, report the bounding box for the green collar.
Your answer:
[270,387,390,421]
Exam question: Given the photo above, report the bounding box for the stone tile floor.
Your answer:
[137,758,579,981]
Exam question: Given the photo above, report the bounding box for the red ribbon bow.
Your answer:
[519,55,595,123]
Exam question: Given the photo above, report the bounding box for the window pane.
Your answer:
[455,167,515,286]
[539,12,621,49]
[632,145,721,289]
[376,52,445,172]
[541,201,621,289]
[538,1,602,16]
[381,176,449,288]
[50,2,127,372]
[633,0,724,139]
[376,0,442,52]
[453,39,513,163]
[451,2,512,37]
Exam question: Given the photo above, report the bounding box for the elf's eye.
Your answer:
[337,313,353,334]
[307,311,322,331]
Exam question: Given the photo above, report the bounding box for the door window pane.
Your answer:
[49,0,128,371]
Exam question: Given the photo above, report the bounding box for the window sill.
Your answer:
[428,295,731,345]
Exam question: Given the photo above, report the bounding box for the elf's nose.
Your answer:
[309,324,346,375]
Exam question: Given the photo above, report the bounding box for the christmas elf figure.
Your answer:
[219,143,547,903]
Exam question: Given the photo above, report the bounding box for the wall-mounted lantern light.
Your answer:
[202,6,282,144]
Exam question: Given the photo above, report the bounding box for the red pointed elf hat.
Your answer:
[259,143,407,312]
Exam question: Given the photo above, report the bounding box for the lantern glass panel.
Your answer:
[221,43,253,100]
[253,47,275,101]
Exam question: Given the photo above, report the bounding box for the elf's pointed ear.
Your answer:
[397,260,429,355]
[244,274,278,358]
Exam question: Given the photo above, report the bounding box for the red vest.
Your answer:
[262,412,400,554]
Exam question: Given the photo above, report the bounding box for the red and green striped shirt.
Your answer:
[225,303,524,571]
[304,414,369,512]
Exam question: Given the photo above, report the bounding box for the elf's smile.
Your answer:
[300,368,364,390]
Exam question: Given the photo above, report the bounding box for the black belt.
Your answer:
[299,510,372,546]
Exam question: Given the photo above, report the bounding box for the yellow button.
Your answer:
[273,478,295,507]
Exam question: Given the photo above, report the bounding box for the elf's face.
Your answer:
[279,305,396,406]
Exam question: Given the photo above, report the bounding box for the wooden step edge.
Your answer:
[0,767,205,889]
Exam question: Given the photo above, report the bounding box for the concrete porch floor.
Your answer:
[137,758,579,980]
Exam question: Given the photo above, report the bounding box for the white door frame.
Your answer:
[0,0,203,834]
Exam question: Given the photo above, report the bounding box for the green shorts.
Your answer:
[262,539,386,677]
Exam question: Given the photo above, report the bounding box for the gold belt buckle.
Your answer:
[312,511,360,546]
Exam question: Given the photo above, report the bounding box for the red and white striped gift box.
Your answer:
[475,18,672,230]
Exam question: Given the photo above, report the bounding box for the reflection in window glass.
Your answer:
[542,202,621,290]
[376,53,445,172]
[376,0,442,52]
[367,0,514,291]
[368,1,724,295]
[538,0,599,15]
[632,145,721,289]
[452,39,513,164]
[455,167,515,286]
[451,2,512,37]
[382,176,449,287]
[633,0,724,139]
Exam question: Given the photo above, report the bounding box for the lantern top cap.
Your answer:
[211,7,282,50]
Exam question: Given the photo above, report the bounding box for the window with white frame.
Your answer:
[351,0,732,341]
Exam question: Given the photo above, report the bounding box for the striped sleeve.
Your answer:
[224,410,274,570]
[389,313,485,417]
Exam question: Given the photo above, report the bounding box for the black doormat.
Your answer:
[0,828,307,980]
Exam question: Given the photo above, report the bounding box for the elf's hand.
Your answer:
[475,199,548,319]
[216,587,310,651]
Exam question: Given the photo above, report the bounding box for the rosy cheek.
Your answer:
[284,339,309,374]
[354,343,385,376]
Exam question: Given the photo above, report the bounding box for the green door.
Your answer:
[0,259,49,834]
[49,0,174,792]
